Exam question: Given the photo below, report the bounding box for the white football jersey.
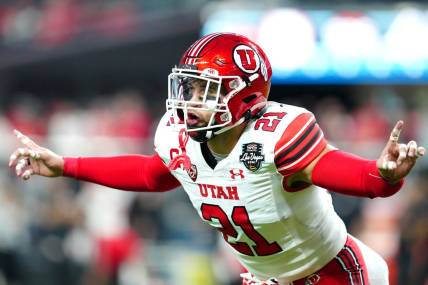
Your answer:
[154,102,347,283]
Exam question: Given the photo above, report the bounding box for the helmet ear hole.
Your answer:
[242,94,257,103]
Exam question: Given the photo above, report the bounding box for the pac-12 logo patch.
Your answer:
[186,164,198,182]
[239,143,265,172]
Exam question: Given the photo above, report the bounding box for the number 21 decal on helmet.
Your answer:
[167,33,272,142]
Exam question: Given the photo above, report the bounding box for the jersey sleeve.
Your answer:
[274,111,327,176]
[154,111,177,166]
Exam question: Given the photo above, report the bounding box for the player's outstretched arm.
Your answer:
[9,130,64,180]
[279,117,425,197]
[307,120,425,198]
[8,130,181,192]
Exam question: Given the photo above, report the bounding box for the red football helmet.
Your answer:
[167,32,272,142]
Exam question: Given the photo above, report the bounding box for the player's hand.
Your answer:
[8,130,64,180]
[376,120,425,184]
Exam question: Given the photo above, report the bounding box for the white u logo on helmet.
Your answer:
[233,45,261,74]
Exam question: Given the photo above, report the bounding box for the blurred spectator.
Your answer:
[36,0,81,47]
[0,0,144,48]
[129,193,166,241]
[77,184,141,285]
[12,177,83,285]
[91,1,138,38]
[0,176,27,285]
[6,93,48,138]
[96,91,152,141]
[315,96,355,146]
[2,0,40,45]
[353,96,390,143]
[397,167,428,285]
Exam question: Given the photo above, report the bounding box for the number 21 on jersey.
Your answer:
[254,112,286,132]
[201,204,282,256]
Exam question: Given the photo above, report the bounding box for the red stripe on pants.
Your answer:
[291,235,369,285]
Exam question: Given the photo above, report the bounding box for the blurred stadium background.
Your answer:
[0,0,427,284]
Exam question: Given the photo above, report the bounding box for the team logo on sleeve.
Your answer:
[239,143,265,172]
[186,164,198,182]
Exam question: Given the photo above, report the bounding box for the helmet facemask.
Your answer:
[167,67,246,141]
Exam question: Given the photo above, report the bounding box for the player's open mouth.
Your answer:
[186,113,200,127]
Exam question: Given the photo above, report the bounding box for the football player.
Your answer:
[9,33,425,285]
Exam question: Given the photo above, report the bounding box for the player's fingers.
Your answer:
[396,143,408,166]
[13,129,40,149]
[15,158,29,176]
[9,147,28,167]
[389,120,403,144]
[381,154,397,171]
[407,141,417,158]
[22,169,34,180]
[9,148,41,167]
[417,146,425,157]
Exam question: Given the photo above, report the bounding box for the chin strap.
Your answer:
[212,116,247,136]
[187,101,267,142]
[213,101,267,136]
[187,116,247,143]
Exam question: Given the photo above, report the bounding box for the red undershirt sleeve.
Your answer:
[63,153,180,192]
[311,150,404,198]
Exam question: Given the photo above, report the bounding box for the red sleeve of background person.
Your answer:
[63,154,180,192]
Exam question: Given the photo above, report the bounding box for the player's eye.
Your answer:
[179,79,195,101]
[182,86,193,101]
